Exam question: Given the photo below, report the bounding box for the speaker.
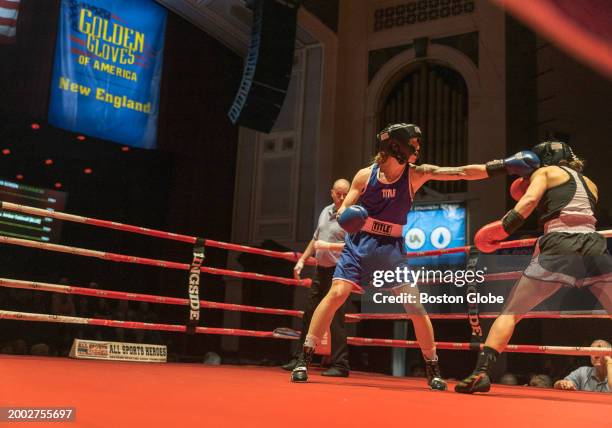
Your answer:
[228,0,300,133]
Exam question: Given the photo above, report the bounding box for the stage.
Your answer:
[1,356,609,427]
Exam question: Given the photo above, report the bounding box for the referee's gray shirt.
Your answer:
[565,366,610,392]
[313,204,346,268]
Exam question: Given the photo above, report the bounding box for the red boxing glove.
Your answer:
[510,177,530,202]
[474,220,509,253]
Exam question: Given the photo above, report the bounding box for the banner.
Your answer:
[48,0,167,148]
[69,339,167,362]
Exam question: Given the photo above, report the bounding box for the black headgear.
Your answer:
[376,123,422,164]
[532,141,577,166]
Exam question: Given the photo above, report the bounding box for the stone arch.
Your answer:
[364,44,481,163]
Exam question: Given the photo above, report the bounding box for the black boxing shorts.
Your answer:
[523,232,612,287]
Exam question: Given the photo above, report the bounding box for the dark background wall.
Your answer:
[0,0,243,358]
[505,15,612,226]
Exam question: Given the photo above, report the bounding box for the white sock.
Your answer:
[304,334,320,349]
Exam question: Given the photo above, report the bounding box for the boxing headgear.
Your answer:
[531,141,577,166]
[376,123,422,164]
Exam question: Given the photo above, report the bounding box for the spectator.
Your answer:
[28,291,52,354]
[11,338,27,355]
[113,300,136,342]
[8,289,32,311]
[529,374,553,388]
[93,298,112,319]
[499,373,519,386]
[76,296,91,318]
[30,343,50,356]
[76,281,99,318]
[51,294,76,316]
[74,295,93,339]
[203,352,222,365]
[73,281,98,339]
[30,291,49,313]
[50,294,76,355]
[133,302,162,344]
[92,298,113,341]
[554,340,612,392]
[0,342,14,354]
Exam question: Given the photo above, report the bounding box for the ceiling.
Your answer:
[155,0,330,55]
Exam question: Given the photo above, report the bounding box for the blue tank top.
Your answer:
[359,163,412,225]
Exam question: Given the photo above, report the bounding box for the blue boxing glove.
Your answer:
[486,151,540,177]
[337,205,368,234]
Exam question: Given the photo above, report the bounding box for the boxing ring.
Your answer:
[1,201,611,427]
[3,355,611,428]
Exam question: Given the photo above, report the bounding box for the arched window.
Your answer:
[378,62,468,193]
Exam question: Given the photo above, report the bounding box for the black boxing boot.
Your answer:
[425,357,448,391]
[455,346,499,394]
[281,358,298,371]
[291,346,315,383]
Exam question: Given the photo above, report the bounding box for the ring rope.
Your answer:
[0,236,311,287]
[347,337,612,356]
[0,278,303,317]
[0,310,288,339]
[2,201,612,266]
[2,309,610,357]
[408,228,612,257]
[1,277,605,322]
[345,312,610,321]
[2,201,611,262]
[0,201,317,265]
[409,246,471,257]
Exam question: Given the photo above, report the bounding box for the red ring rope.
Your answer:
[0,201,317,265]
[347,336,612,356]
[0,278,303,318]
[345,312,610,321]
[2,201,611,261]
[1,277,606,322]
[2,309,610,357]
[0,310,288,339]
[2,201,610,353]
[0,236,311,287]
[407,230,612,257]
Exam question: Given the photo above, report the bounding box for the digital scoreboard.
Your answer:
[0,179,67,243]
[403,203,466,265]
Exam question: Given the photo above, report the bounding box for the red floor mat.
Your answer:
[1,356,609,427]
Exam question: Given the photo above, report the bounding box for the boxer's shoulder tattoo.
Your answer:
[415,164,467,176]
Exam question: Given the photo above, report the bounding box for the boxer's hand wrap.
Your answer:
[486,151,541,177]
[501,209,525,235]
[510,177,530,201]
[338,205,368,234]
[474,221,509,253]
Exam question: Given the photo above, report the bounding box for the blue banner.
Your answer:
[48,0,167,149]
[403,203,466,265]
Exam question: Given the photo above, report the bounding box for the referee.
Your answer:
[282,179,351,377]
